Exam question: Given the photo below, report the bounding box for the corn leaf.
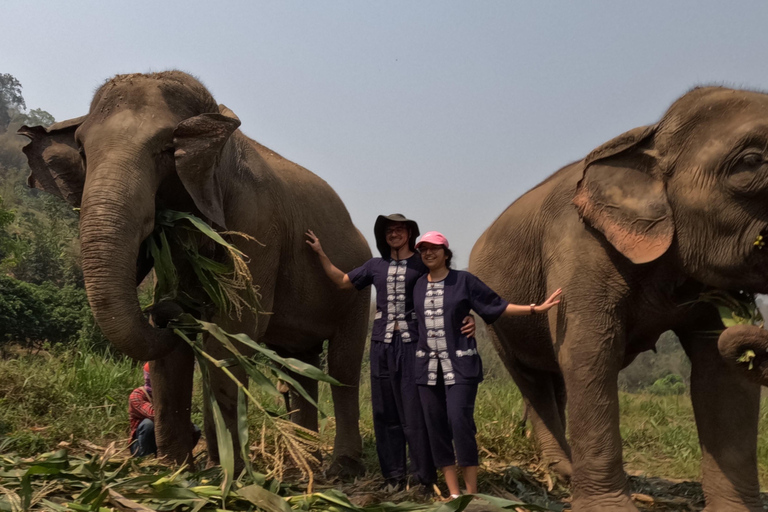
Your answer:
[236,387,257,483]
[237,484,293,512]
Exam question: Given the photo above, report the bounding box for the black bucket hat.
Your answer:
[373,213,420,259]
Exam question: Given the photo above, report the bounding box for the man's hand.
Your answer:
[305,229,324,254]
[461,314,476,337]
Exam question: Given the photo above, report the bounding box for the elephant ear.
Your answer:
[572,124,674,264]
[18,115,88,207]
[173,104,241,229]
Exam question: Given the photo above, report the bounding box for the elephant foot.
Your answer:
[548,458,572,480]
[157,450,195,469]
[572,491,638,512]
[326,455,366,480]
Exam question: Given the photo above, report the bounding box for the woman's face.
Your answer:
[385,222,409,251]
[419,242,447,270]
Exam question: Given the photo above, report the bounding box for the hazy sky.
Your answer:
[3,1,768,267]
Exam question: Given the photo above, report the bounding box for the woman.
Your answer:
[413,231,561,497]
[306,214,476,492]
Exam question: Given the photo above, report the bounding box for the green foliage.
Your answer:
[697,289,763,327]
[0,346,138,456]
[0,447,547,511]
[647,374,686,396]
[618,331,691,393]
[149,209,260,319]
[0,275,88,347]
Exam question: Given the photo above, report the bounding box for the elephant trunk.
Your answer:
[718,324,768,385]
[79,152,179,361]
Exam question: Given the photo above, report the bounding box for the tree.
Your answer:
[0,74,25,132]
[23,108,54,128]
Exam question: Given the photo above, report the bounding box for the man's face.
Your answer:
[386,222,409,250]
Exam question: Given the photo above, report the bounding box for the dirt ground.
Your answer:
[54,438,768,512]
[298,456,766,512]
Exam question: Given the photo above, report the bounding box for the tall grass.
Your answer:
[0,339,139,455]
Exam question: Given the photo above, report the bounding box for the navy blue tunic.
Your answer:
[413,270,509,386]
[347,254,427,343]
[346,253,437,484]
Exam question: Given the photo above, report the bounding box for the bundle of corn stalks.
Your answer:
[148,210,334,488]
[148,210,261,320]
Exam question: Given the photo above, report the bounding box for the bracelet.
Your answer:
[530,304,536,315]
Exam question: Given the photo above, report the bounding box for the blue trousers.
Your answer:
[130,418,157,457]
[418,369,479,468]
[130,419,201,457]
[370,333,436,485]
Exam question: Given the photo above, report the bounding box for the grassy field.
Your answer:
[3,336,768,496]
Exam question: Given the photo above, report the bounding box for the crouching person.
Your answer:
[129,362,201,457]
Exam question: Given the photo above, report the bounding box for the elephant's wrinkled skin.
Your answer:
[469,87,768,511]
[718,324,768,385]
[19,71,371,474]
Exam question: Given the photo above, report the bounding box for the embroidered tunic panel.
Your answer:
[414,270,509,385]
[347,254,427,342]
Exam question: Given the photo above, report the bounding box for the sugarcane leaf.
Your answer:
[204,367,235,500]
[236,387,258,483]
[148,231,178,302]
[268,365,326,418]
[237,484,293,512]
[163,211,244,256]
[309,488,358,508]
[205,323,341,385]
[39,500,68,511]
[473,493,552,511]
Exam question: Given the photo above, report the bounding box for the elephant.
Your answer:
[469,86,768,511]
[18,71,372,474]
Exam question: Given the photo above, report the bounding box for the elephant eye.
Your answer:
[738,152,764,169]
[78,146,87,167]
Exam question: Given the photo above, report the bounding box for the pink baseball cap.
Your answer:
[416,231,450,249]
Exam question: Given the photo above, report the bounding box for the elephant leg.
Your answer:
[202,334,248,470]
[325,294,369,478]
[560,327,637,512]
[508,359,572,479]
[150,341,196,466]
[287,348,321,432]
[678,329,762,512]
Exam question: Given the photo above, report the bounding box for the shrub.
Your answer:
[0,275,88,348]
[647,374,687,396]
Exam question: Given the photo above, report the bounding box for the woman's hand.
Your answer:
[460,315,476,337]
[534,288,562,313]
[305,229,324,254]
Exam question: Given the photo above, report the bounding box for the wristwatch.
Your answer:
[530,304,536,315]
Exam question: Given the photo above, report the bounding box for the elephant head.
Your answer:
[19,71,241,361]
[574,87,768,292]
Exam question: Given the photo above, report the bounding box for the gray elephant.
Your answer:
[19,71,371,474]
[469,87,768,511]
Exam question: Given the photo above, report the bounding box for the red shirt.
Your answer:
[128,387,154,439]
